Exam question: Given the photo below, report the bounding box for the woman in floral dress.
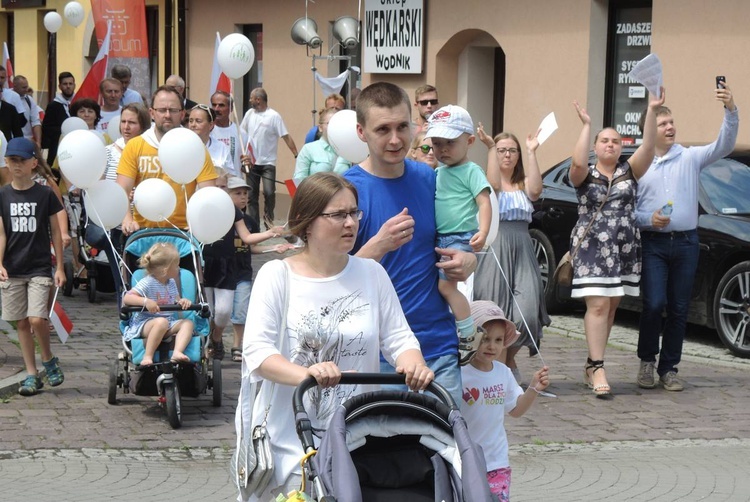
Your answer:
[569,88,664,397]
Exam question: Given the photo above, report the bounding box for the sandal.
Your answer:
[231,347,242,362]
[584,358,612,399]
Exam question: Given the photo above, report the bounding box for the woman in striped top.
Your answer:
[473,127,550,384]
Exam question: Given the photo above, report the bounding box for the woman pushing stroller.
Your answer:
[238,172,434,501]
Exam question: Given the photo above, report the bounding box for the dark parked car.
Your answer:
[530,145,750,357]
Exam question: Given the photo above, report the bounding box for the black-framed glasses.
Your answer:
[152,107,183,115]
[419,144,433,154]
[319,209,364,223]
[417,99,439,106]
[497,147,520,155]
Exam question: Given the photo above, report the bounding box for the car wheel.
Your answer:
[529,228,564,312]
[713,261,750,357]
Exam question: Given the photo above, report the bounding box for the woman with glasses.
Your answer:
[238,172,433,501]
[408,130,438,168]
[188,104,235,179]
[292,107,351,185]
[473,127,550,383]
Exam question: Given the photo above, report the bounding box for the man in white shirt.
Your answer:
[0,66,27,132]
[239,87,298,228]
[97,78,122,136]
[210,91,242,175]
[11,76,41,145]
[111,64,143,106]
[42,71,76,165]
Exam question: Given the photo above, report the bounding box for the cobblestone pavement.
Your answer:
[1,255,750,501]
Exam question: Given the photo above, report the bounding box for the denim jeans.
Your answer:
[246,164,276,228]
[379,352,462,406]
[637,230,700,375]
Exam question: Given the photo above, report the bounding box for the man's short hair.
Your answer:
[251,87,267,103]
[211,90,233,107]
[58,71,74,83]
[12,75,27,86]
[0,65,6,73]
[325,93,345,107]
[111,64,132,80]
[414,84,437,101]
[99,77,122,93]
[150,85,183,109]
[356,82,411,126]
[637,105,672,133]
[166,75,185,89]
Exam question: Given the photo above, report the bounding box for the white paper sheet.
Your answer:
[628,53,663,98]
[536,112,558,145]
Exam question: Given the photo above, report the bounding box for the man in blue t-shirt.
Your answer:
[344,82,476,403]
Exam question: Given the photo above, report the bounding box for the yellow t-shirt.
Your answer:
[117,132,218,229]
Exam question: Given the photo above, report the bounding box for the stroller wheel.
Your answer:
[63,262,74,296]
[108,358,119,405]
[87,276,97,303]
[165,381,182,429]
[212,358,222,407]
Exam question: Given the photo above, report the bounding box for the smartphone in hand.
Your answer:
[716,76,726,89]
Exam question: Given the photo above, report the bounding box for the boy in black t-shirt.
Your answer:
[226,176,291,362]
[0,138,66,396]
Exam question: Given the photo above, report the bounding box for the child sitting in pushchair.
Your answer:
[121,242,194,366]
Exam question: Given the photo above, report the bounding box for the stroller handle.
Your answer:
[119,302,211,320]
[292,372,458,416]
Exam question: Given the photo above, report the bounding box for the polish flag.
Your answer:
[50,302,74,344]
[2,42,13,89]
[73,20,112,103]
[209,32,232,100]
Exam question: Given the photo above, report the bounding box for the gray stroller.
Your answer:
[293,373,495,501]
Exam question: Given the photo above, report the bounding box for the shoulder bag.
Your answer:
[232,262,290,499]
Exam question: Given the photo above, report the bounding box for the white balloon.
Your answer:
[326,110,369,164]
[158,128,206,184]
[133,179,177,222]
[83,180,128,230]
[486,188,500,247]
[64,1,85,28]
[186,187,235,244]
[57,130,107,189]
[61,116,88,135]
[217,33,255,79]
[44,12,64,33]
[106,114,122,142]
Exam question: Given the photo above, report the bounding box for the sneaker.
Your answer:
[43,356,65,387]
[637,360,656,389]
[18,375,43,396]
[458,327,484,366]
[659,371,684,392]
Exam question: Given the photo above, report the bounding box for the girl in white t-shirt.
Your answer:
[460,300,550,501]
[238,172,434,502]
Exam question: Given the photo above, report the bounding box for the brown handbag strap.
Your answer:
[571,183,611,259]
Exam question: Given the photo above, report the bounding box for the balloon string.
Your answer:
[180,185,207,304]
[82,190,132,294]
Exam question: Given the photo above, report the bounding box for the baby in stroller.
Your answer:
[121,242,194,366]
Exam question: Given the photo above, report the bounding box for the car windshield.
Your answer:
[701,158,750,214]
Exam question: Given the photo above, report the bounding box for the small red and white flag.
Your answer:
[209,32,232,100]
[50,300,74,344]
[2,42,13,89]
[73,20,112,103]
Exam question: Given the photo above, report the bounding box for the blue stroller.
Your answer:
[293,374,495,501]
[107,229,222,429]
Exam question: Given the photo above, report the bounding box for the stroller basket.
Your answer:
[293,373,494,502]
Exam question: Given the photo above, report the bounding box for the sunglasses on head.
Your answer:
[418,144,433,154]
[417,99,439,106]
